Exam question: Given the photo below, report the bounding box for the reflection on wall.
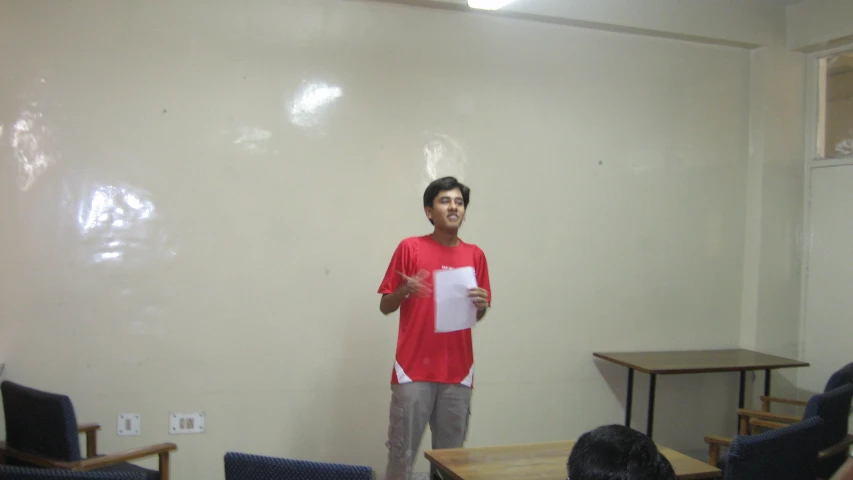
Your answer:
[233,126,272,154]
[214,124,274,155]
[12,104,57,192]
[422,132,468,188]
[287,81,343,129]
[75,182,176,267]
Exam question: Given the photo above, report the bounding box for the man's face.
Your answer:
[426,188,465,230]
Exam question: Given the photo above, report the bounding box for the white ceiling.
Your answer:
[377,0,804,48]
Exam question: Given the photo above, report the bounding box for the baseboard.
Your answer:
[374,472,432,480]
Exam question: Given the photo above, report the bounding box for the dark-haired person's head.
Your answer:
[567,424,676,480]
[422,176,470,228]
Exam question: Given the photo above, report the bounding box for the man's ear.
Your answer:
[424,206,433,220]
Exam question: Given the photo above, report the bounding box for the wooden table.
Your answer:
[424,440,721,479]
[593,348,809,438]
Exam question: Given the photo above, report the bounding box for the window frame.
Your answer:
[807,45,853,166]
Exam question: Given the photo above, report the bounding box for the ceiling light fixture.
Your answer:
[468,0,516,10]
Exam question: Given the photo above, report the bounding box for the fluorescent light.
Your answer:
[468,0,515,10]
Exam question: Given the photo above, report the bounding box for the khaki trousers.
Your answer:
[384,382,473,480]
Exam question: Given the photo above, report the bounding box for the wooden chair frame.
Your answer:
[0,422,176,480]
[704,410,853,479]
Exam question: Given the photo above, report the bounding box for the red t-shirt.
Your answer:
[378,235,491,387]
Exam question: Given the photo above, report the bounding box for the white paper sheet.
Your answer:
[433,266,478,333]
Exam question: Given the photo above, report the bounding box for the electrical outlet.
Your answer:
[169,412,205,435]
[117,414,140,436]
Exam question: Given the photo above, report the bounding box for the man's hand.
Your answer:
[380,270,431,315]
[468,287,489,310]
[398,270,431,298]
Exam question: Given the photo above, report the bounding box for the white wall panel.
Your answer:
[1,0,752,477]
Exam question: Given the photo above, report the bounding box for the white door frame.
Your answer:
[798,42,853,392]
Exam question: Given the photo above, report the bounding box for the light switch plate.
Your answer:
[117,413,140,436]
[169,412,205,434]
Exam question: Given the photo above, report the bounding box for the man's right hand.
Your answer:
[398,270,431,298]
[380,270,431,315]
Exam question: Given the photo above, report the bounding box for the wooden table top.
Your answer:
[424,440,721,480]
[592,348,809,374]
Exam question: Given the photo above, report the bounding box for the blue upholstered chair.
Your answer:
[0,465,148,479]
[719,416,825,480]
[0,381,177,480]
[224,452,374,480]
[824,363,853,391]
[715,383,853,479]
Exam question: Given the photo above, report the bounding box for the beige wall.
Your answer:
[0,0,832,478]
[801,165,853,394]
[739,47,807,409]
[788,0,853,51]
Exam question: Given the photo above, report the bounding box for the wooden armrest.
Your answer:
[736,408,800,434]
[77,423,101,458]
[76,443,177,470]
[749,418,789,432]
[77,423,100,433]
[704,435,733,467]
[760,395,808,409]
[737,408,801,423]
[704,435,734,446]
[819,435,853,460]
[0,440,176,478]
[0,441,68,469]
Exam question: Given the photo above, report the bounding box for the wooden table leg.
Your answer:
[737,371,746,431]
[647,373,656,439]
[625,368,634,428]
[764,368,771,396]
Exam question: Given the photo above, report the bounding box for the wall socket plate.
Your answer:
[117,413,140,436]
[169,412,205,434]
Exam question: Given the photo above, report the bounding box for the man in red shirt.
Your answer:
[378,176,491,480]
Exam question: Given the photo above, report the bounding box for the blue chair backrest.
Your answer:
[0,465,147,479]
[824,362,853,391]
[803,383,853,479]
[724,416,824,480]
[1,381,81,463]
[804,383,853,446]
[224,452,374,480]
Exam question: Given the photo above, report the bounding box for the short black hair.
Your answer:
[423,176,470,209]
[567,425,676,480]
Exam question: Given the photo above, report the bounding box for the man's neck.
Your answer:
[431,229,459,247]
